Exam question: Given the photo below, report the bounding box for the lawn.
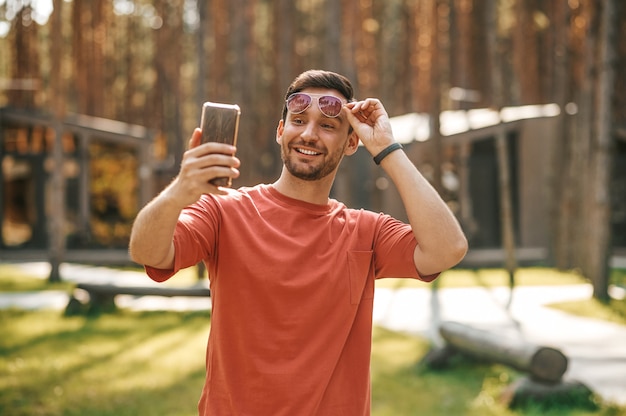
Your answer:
[0,264,625,415]
[1,309,624,416]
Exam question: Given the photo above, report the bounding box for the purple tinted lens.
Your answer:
[318,96,342,117]
[287,93,312,114]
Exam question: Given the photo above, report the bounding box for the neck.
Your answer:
[272,167,335,205]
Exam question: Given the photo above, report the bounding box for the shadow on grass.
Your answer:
[0,309,210,416]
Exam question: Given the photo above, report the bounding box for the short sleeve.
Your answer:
[144,195,221,283]
[372,214,436,281]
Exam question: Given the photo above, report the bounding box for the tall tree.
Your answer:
[339,0,359,87]
[549,0,574,269]
[153,0,184,168]
[512,0,541,104]
[229,0,260,185]
[71,0,107,116]
[324,0,342,72]
[353,0,379,98]
[486,0,518,296]
[49,0,65,117]
[9,5,39,108]
[585,0,616,301]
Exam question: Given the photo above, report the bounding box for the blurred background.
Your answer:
[0,0,624,299]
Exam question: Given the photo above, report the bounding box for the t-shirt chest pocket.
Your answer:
[347,251,374,305]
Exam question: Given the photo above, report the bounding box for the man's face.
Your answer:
[277,88,357,181]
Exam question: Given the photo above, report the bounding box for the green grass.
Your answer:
[0,263,624,414]
[375,267,590,289]
[547,298,626,326]
[0,264,74,292]
[611,268,626,287]
[0,309,623,416]
[370,327,623,416]
[0,263,203,292]
[0,309,209,416]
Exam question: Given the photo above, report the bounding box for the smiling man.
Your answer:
[129,69,467,416]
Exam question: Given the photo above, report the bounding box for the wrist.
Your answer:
[373,143,403,165]
[160,180,195,211]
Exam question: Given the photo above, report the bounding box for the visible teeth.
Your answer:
[297,148,320,156]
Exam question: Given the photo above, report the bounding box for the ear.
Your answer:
[344,131,360,156]
[276,120,284,144]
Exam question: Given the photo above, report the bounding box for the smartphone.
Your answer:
[200,101,241,187]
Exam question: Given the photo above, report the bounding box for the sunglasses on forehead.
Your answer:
[286,92,345,118]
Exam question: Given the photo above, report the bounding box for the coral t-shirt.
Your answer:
[146,184,434,415]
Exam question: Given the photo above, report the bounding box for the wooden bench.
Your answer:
[65,282,211,314]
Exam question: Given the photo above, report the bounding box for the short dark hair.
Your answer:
[281,70,355,120]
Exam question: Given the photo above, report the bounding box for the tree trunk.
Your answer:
[196,0,209,119]
[495,131,518,297]
[227,0,253,186]
[324,0,342,72]
[587,0,616,301]
[49,0,65,117]
[153,0,184,168]
[572,1,596,274]
[512,0,541,104]
[439,321,568,383]
[47,0,66,282]
[549,0,572,269]
[486,0,517,291]
[10,5,40,108]
[430,0,443,195]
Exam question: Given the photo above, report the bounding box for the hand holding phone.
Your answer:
[200,102,241,187]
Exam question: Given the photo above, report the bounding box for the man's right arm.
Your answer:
[128,186,184,270]
[128,128,240,269]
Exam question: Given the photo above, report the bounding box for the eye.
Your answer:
[320,121,338,130]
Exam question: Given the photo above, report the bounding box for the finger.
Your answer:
[190,142,238,161]
[342,105,364,127]
[189,128,202,149]
[342,103,366,124]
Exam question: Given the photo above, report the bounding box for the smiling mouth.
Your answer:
[295,148,322,156]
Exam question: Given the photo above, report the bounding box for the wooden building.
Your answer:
[336,105,626,267]
[1,104,624,278]
[0,108,155,278]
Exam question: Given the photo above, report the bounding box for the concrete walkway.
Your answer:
[374,284,626,406]
[1,262,625,406]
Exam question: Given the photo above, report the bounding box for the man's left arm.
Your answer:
[344,99,468,276]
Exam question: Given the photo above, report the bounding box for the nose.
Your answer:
[300,120,319,142]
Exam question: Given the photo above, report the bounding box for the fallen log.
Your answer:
[439,321,568,383]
